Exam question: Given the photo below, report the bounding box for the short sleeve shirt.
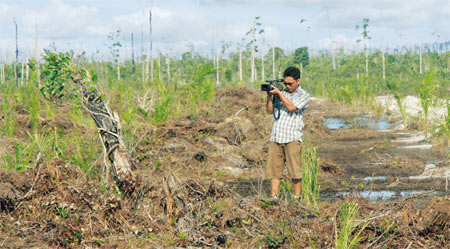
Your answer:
[269,86,310,144]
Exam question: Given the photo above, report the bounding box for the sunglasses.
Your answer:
[284,82,294,86]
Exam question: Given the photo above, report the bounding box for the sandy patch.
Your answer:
[377,95,447,121]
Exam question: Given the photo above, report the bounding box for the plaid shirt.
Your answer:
[269,86,310,143]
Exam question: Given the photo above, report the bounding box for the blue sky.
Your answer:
[0,0,448,60]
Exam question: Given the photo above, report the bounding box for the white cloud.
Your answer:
[0,0,448,57]
[0,0,106,39]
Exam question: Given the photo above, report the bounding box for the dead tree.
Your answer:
[71,72,136,194]
[37,50,136,195]
[14,18,19,87]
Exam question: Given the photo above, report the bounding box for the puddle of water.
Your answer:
[323,116,390,130]
[363,176,387,181]
[401,144,433,150]
[324,190,446,201]
[224,181,446,201]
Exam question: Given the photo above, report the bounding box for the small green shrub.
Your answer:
[334,201,370,249]
[301,146,320,206]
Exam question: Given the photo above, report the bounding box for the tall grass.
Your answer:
[334,201,370,249]
[386,81,407,129]
[418,70,437,137]
[301,146,320,206]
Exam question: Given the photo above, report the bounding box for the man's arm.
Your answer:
[277,93,298,112]
[269,87,310,112]
[266,91,274,114]
[268,87,298,112]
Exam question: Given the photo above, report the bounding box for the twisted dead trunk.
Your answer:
[71,72,136,195]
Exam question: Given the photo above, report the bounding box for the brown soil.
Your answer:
[1,87,449,248]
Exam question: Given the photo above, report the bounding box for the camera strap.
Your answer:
[272,95,281,120]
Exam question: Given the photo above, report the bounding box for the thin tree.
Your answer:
[246,16,264,82]
[239,45,243,81]
[107,30,122,81]
[25,57,29,82]
[149,8,154,80]
[158,51,161,81]
[1,62,4,83]
[419,43,423,74]
[381,50,385,80]
[0,49,4,84]
[14,18,19,87]
[141,31,145,81]
[356,18,371,76]
[272,46,275,79]
[166,53,170,83]
[35,24,40,85]
[261,51,265,81]
[131,33,135,74]
[325,0,336,70]
[216,48,220,85]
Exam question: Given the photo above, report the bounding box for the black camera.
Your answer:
[261,79,284,92]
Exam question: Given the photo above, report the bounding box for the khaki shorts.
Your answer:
[266,141,302,179]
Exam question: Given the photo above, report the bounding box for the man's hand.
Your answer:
[269,86,281,96]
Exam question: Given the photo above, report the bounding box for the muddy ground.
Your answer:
[0,87,449,248]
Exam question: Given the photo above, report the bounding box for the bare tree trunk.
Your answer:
[251,18,256,82]
[142,60,145,82]
[20,62,24,85]
[26,58,29,82]
[158,51,161,81]
[325,0,336,70]
[278,63,282,78]
[0,63,3,83]
[261,53,265,82]
[239,47,242,81]
[131,33,135,74]
[419,44,423,74]
[145,60,149,81]
[35,24,40,85]
[14,18,19,87]
[166,54,170,83]
[382,51,385,80]
[117,62,120,81]
[272,46,275,79]
[149,9,153,81]
[14,62,17,86]
[213,48,216,67]
[71,72,136,195]
[216,50,220,85]
[365,39,369,76]
[140,31,144,81]
[300,62,303,79]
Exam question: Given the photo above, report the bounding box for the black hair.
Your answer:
[283,66,301,80]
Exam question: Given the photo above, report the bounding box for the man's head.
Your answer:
[283,66,301,93]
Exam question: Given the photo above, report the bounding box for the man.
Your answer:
[266,66,310,201]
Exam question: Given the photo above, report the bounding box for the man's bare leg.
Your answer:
[271,178,280,197]
[292,178,302,197]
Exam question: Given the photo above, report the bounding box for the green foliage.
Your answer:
[293,47,309,67]
[418,70,437,137]
[1,141,34,171]
[55,206,71,220]
[151,81,175,124]
[39,50,74,104]
[301,146,320,206]
[264,235,285,249]
[386,81,407,128]
[279,179,293,202]
[334,202,370,249]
